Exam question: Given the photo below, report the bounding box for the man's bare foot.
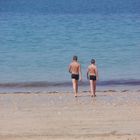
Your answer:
[91,94,96,97]
[75,94,77,97]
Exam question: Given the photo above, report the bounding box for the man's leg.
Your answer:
[90,80,94,97]
[75,80,78,96]
[93,80,96,97]
[72,79,78,97]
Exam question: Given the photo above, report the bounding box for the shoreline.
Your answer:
[0,79,140,93]
[0,86,140,94]
[0,79,140,87]
[0,88,140,94]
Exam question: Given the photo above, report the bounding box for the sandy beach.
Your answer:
[0,90,140,140]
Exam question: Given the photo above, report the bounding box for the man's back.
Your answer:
[68,56,82,97]
[88,64,97,76]
[69,61,80,74]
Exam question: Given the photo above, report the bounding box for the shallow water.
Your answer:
[0,0,140,93]
[0,13,140,83]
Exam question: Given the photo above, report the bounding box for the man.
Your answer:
[68,56,82,97]
[87,59,98,97]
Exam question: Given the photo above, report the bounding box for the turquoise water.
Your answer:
[0,13,140,85]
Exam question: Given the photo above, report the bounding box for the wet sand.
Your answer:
[0,90,140,140]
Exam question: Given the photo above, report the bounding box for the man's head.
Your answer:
[73,56,78,61]
[91,59,95,64]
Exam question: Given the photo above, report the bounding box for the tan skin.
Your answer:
[69,60,82,97]
[87,63,98,97]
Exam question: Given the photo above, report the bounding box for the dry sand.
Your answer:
[0,90,140,140]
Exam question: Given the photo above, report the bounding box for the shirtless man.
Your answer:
[87,59,98,97]
[69,56,82,97]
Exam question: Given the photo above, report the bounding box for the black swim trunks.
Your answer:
[71,74,79,80]
[90,75,96,81]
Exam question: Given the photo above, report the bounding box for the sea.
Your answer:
[0,0,140,92]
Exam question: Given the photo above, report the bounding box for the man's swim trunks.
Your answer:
[90,75,96,81]
[71,74,79,80]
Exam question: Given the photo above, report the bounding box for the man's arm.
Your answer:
[87,67,89,80]
[95,66,99,80]
[79,64,82,81]
[68,64,71,73]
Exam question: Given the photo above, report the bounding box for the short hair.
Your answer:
[73,56,78,61]
[91,59,95,64]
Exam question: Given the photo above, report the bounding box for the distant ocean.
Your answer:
[0,1,140,92]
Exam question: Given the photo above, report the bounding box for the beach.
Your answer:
[0,0,140,139]
[0,90,140,140]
